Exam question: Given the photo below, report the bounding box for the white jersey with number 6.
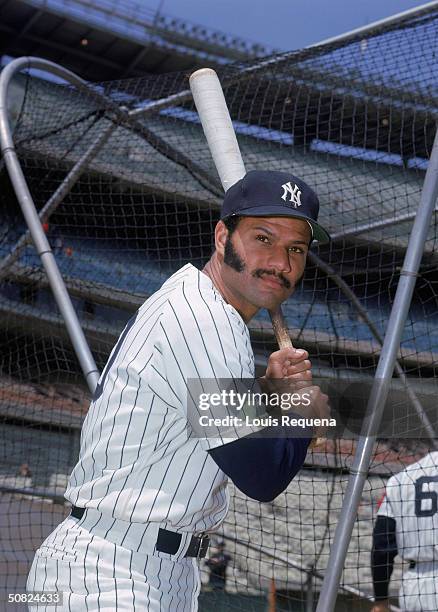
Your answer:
[378,451,438,562]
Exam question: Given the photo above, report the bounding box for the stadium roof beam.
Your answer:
[0,23,128,75]
[306,0,438,52]
[23,0,274,60]
[0,0,274,80]
[17,7,43,37]
[122,47,149,78]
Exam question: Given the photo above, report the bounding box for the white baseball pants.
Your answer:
[398,562,438,611]
[26,515,201,611]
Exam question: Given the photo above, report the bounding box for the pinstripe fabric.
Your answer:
[64,264,255,530]
[378,452,438,611]
[28,264,255,609]
[27,517,200,611]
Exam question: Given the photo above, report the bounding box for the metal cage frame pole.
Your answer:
[315,122,438,611]
[0,120,115,282]
[0,58,103,392]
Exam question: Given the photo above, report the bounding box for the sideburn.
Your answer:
[224,235,245,273]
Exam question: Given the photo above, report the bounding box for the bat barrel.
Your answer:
[189,68,246,192]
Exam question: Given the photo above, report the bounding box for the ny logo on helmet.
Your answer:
[281,182,302,208]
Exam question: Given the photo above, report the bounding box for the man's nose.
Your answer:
[267,247,292,274]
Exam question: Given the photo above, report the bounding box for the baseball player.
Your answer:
[371,451,438,612]
[27,170,331,610]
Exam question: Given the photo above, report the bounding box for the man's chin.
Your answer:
[255,295,287,311]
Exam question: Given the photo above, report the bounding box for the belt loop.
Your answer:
[154,525,193,561]
[196,534,210,559]
[154,523,193,561]
[174,530,193,561]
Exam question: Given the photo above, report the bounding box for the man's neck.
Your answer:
[202,255,257,323]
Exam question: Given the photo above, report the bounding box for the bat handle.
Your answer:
[269,307,322,450]
[270,307,294,349]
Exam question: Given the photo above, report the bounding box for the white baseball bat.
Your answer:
[189,67,292,351]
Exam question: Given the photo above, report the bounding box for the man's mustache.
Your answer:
[252,269,291,289]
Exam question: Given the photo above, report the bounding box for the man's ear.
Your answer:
[215,221,228,257]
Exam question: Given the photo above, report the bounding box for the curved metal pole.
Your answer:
[316,122,438,611]
[0,119,115,282]
[0,57,100,392]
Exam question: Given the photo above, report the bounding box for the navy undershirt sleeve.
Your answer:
[208,425,312,502]
[371,515,398,600]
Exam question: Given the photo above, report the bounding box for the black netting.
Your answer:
[2,6,438,610]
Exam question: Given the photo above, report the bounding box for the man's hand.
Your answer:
[260,348,330,438]
[370,601,390,612]
[293,385,330,438]
[265,347,312,386]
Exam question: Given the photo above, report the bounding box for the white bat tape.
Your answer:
[189,68,246,192]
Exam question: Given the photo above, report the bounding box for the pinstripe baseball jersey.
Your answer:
[378,451,438,561]
[65,263,256,533]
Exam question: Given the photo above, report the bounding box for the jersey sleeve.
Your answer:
[377,483,395,520]
[208,432,311,502]
[156,287,264,450]
[377,494,393,518]
[371,515,398,600]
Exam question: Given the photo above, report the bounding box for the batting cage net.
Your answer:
[1,3,438,611]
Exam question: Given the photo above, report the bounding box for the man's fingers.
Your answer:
[267,348,309,379]
[287,380,312,390]
[283,359,311,376]
[283,360,311,379]
[298,387,331,431]
[284,366,312,379]
[272,348,307,360]
[282,352,309,368]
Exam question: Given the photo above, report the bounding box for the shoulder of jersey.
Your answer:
[388,452,438,486]
[159,263,245,329]
[406,451,438,471]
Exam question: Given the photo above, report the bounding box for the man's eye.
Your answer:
[288,246,304,254]
[256,235,270,243]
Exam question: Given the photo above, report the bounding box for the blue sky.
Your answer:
[146,0,430,50]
